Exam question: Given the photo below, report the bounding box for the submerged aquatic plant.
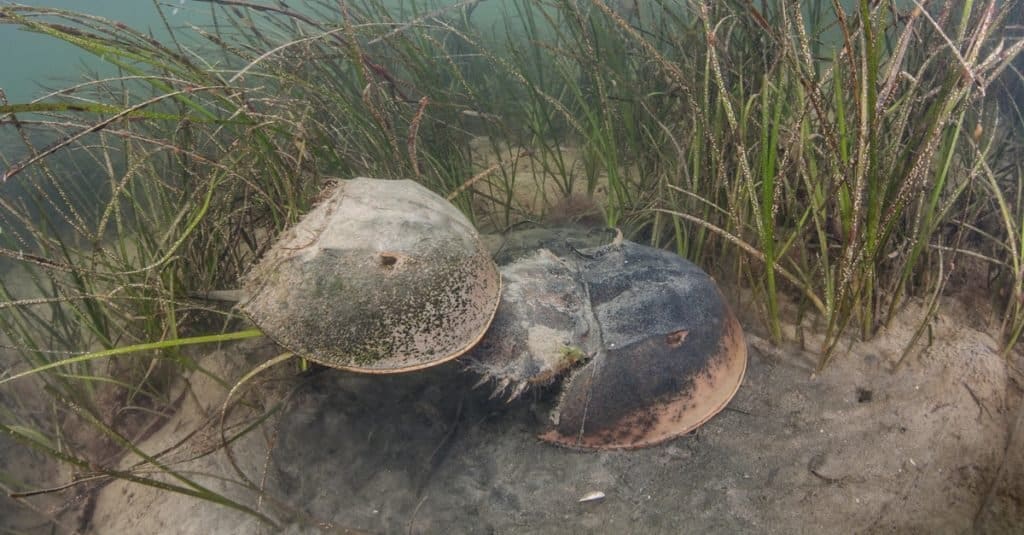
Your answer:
[567,0,1023,364]
[0,0,1021,530]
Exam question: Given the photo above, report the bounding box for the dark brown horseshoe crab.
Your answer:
[468,235,747,450]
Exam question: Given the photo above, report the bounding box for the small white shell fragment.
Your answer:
[578,491,606,503]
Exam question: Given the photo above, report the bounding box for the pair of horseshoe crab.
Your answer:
[240,178,746,450]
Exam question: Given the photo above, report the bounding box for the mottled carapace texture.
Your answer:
[241,178,501,372]
[464,248,600,400]
[469,237,747,450]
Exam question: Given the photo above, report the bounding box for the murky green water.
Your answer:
[1,1,196,101]
[2,0,887,103]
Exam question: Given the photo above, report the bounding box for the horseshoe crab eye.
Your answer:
[666,329,688,348]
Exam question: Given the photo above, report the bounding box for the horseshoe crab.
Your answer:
[468,232,747,450]
[241,177,746,450]
[240,178,501,373]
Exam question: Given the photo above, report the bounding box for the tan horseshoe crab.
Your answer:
[241,177,747,450]
[241,177,501,373]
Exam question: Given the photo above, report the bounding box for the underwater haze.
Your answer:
[0,0,514,101]
[1,1,200,102]
[1,0,883,103]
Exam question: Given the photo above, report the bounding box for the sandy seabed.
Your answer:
[17,298,1005,534]
[1,163,1021,531]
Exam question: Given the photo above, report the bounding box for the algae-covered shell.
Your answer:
[241,178,501,373]
[465,248,598,400]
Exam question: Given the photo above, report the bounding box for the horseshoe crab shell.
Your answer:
[466,248,599,401]
[469,238,746,450]
[241,178,501,373]
[541,242,747,449]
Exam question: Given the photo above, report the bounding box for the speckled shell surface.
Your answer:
[241,178,500,373]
